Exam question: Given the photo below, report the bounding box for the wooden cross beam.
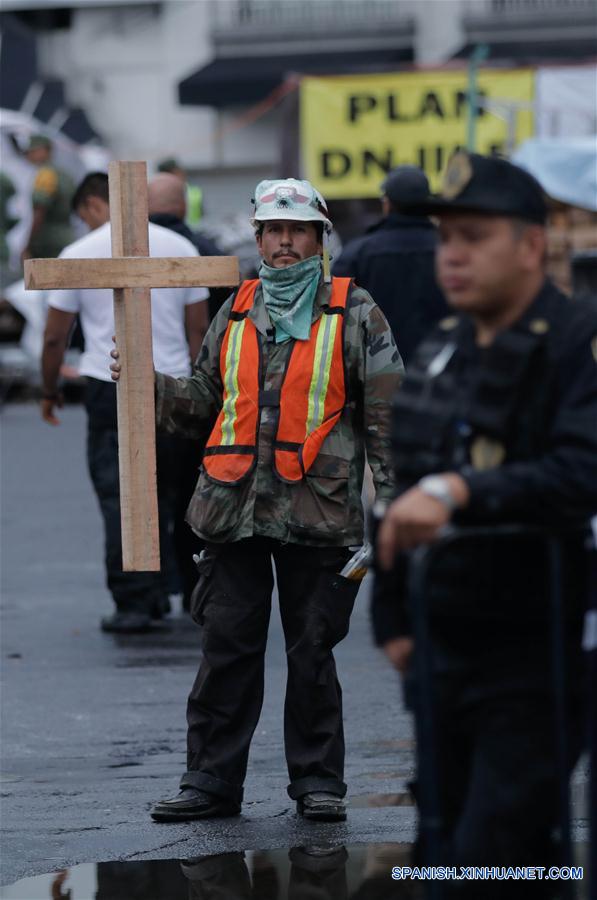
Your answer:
[25,161,239,572]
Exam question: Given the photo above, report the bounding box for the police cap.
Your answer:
[407,151,547,225]
[381,165,430,209]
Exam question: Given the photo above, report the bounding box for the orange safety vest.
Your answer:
[203,277,351,485]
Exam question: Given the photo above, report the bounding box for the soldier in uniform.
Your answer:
[111,178,402,822]
[375,152,597,895]
[22,135,74,261]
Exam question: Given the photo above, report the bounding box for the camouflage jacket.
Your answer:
[156,278,403,546]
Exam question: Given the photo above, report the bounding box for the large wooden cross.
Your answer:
[25,161,239,572]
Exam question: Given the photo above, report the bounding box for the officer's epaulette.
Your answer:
[518,285,597,363]
[438,315,459,332]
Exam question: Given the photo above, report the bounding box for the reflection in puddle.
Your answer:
[1,845,421,899]
[349,792,415,808]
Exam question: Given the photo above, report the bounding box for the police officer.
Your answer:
[375,152,597,896]
[333,165,448,365]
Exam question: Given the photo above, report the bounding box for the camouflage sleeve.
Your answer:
[155,295,232,439]
[348,287,404,503]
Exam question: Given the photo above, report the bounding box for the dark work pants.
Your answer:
[84,379,202,614]
[183,538,360,804]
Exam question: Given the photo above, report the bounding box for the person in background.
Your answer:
[41,172,209,633]
[148,172,232,321]
[22,135,75,262]
[157,157,203,231]
[333,165,448,365]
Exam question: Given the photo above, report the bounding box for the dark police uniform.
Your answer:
[373,152,597,897]
[332,210,448,366]
[333,165,449,366]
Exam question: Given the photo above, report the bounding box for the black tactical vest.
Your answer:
[391,314,552,485]
[388,286,592,633]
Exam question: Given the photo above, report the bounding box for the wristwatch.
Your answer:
[417,475,457,512]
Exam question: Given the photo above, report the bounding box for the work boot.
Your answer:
[100,611,152,634]
[151,788,241,822]
[296,792,347,822]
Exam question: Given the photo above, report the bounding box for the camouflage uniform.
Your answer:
[156,279,402,546]
[28,165,75,259]
[154,276,403,809]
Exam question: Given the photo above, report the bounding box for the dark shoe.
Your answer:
[296,791,347,822]
[100,611,152,634]
[151,788,241,822]
[289,845,348,870]
[151,596,171,620]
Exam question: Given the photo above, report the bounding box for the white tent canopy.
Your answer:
[513,136,597,212]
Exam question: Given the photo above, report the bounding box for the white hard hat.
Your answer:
[251,178,332,234]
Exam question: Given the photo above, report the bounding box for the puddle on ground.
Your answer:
[0,845,417,899]
[1,842,591,900]
[116,655,201,668]
[350,792,415,808]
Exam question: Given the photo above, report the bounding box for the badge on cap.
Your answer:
[470,436,505,471]
[529,318,550,335]
[441,151,473,200]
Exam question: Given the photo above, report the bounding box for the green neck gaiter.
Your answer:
[259,255,322,343]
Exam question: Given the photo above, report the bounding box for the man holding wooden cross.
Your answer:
[110,177,402,822]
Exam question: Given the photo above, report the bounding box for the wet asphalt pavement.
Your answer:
[0,402,416,888]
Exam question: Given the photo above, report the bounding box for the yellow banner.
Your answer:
[300,69,535,198]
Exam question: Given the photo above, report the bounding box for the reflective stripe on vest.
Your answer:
[275,279,350,481]
[203,280,260,483]
[203,277,350,485]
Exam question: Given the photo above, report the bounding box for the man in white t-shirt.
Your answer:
[41,172,210,633]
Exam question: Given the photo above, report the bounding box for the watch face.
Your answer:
[419,476,454,509]
[421,476,445,494]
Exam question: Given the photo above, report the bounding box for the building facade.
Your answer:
[1,0,595,219]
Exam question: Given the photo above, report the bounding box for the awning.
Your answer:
[453,41,597,63]
[179,48,414,107]
[0,12,37,110]
[59,108,99,144]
